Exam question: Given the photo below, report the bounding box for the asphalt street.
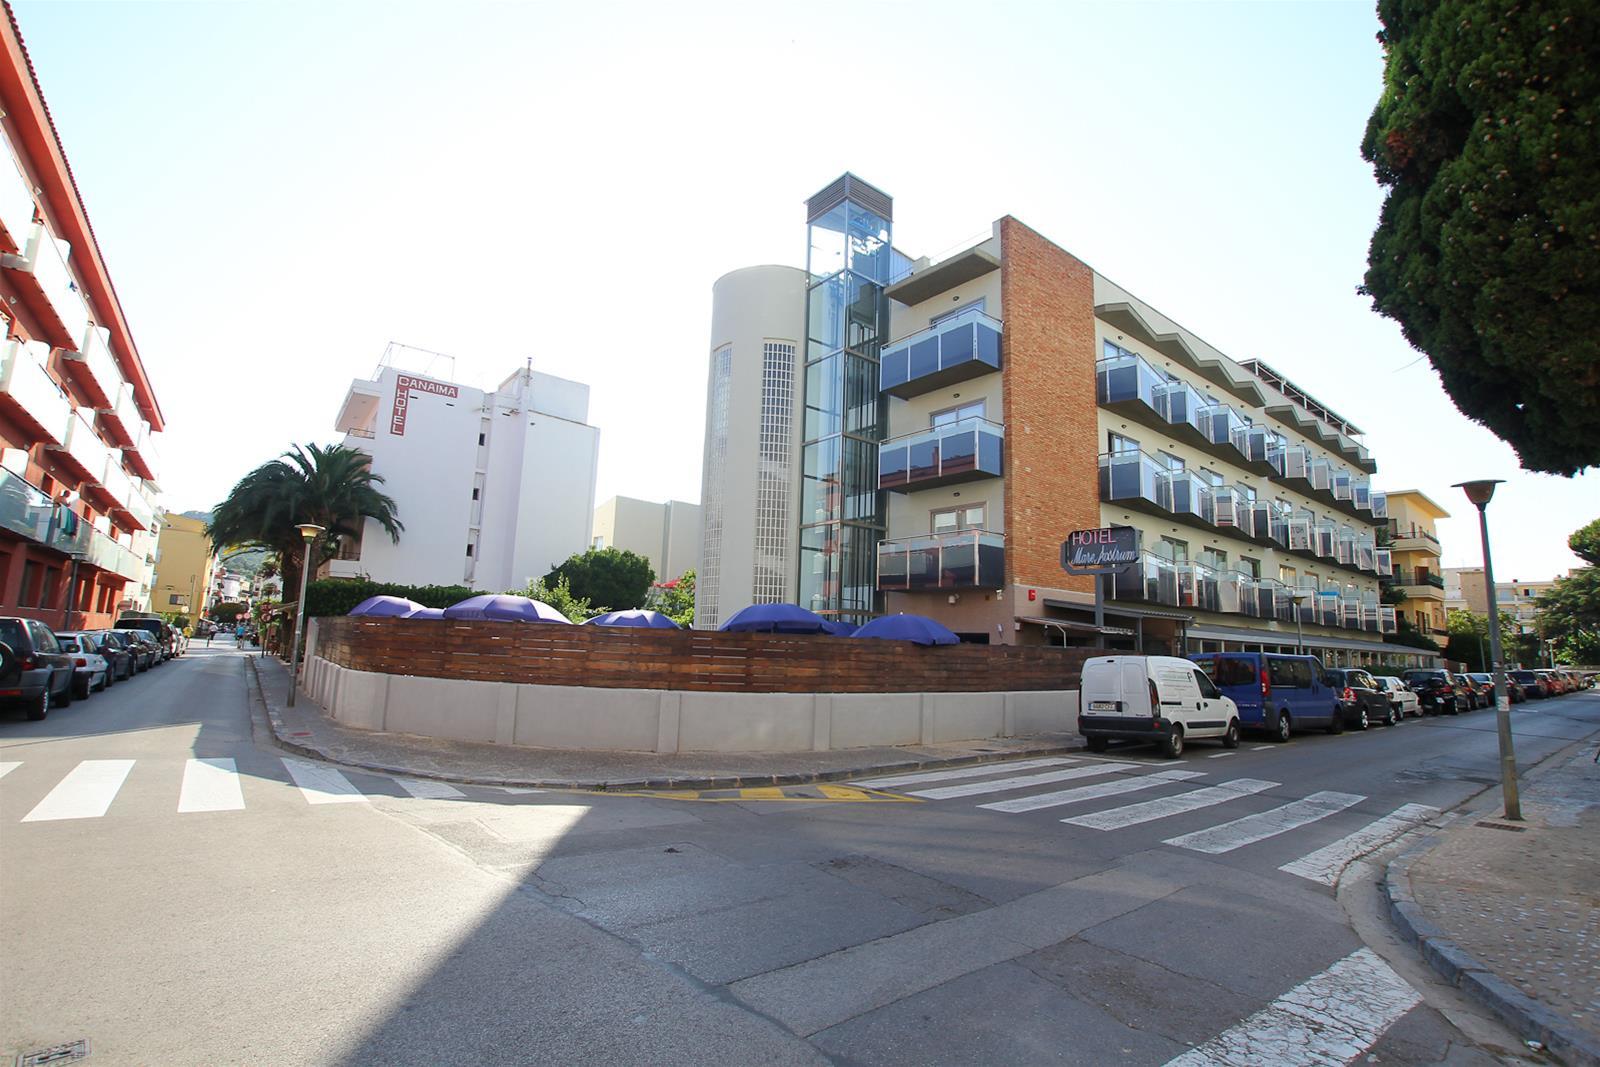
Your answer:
[3,640,1597,1066]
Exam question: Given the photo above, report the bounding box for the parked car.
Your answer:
[1372,675,1421,719]
[91,630,137,682]
[121,632,159,672]
[1080,655,1241,758]
[1464,672,1510,705]
[0,616,75,719]
[115,616,176,660]
[55,632,111,698]
[1402,669,1460,715]
[1324,668,1395,729]
[1449,673,1484,710]
[1510,669,1548,698]
[1189,652,1337,740]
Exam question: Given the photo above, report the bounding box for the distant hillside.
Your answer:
[220,547,272,578]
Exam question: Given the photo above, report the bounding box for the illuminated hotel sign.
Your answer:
[1060,526,1141,574]
[390,374,459,436]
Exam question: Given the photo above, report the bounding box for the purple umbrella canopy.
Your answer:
[582,609,682,629]
[718,603,831,634]
[441,594,572,624]
[852,613,960,646]
[348,595,424,618]
[819,620,857,636]
[404,606,446,620]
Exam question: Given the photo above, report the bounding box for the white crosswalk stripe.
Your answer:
[1165,947,1419,1066]
[0,760,20,780]
[1062,778,1279,831]
[907,762,1139,800]
[1279,804,1438,885]
[850,757,1077,790]
[979,768,1205,813]
[392,777,466,800]
[178,758,246,813]
[21,759,135,822]
[280,758,368,805]
[1163,790,1365,854]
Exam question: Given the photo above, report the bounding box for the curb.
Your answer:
[245,655,1086,793]
[1385,839,1600,1067]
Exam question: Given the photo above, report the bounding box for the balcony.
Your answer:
[1096,352,1213,453]
[0,153,35,255]
[1098,448,1165,517]
[60,325,124,409]
[880,309,1001,398]
[1387,521,1442,554]
[335,378,381,436]
[79,524,143,582]
[93,454,136,516]
[50,410,111,486]
[1,222,90,349]
[97,383,142,448]
[123,422,158,482]
[1389,568,1446,600]
[0,339,72,446]
[877,530,1004,591]
[879,417,1003,492]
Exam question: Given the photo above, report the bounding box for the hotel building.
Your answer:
[331,352,600,591]
[592,495,701,583]
[701,175,1437,666]
[0,9,165,630]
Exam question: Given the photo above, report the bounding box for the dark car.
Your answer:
[115,616,175,660]
[121,632,160,671]
[1510,669,1547,698]
[1402,669,1460,715]
[85,629,136,682]
[0,616,76,719]
[1452,673,1486,710]
[1325,668,1396,729]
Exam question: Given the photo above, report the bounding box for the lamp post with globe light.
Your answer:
[1454,479,1519,820]
[286,523,325,709]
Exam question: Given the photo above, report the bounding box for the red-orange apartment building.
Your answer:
[0,5,164,630]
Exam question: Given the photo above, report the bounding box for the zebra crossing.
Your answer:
[0,756,531,824]
[851,757,1438,883]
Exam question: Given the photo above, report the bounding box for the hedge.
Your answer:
[303,579,475,619]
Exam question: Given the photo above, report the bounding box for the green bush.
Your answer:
[304,579,475,618]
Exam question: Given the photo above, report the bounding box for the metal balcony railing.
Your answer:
[877,530,1004,591]
[879,417,1004,491]
[880,308,1002,398]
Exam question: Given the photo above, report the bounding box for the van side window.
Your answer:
[1269,658,1296,688]
[1193,670,1221,699]
[1217,658,1255,687]
[1292,661,1315,688]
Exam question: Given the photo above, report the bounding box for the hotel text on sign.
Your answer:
[1060,526,1141,575]
[390,374,460,436]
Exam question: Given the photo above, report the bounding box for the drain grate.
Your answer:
[1476,820,1527,832]
[17,1040,88,1066]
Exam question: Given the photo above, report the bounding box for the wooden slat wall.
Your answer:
[315,617,1089,694]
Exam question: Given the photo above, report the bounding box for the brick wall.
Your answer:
[999,218,1101,594]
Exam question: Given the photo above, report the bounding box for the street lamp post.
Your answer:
[1454,480,1520,821]
[286,523,325,709]
[1291,590,1310,655]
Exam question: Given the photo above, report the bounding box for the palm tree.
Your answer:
[208,444,402,603]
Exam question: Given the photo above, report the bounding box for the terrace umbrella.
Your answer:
[441,594,572,624]
[348,595,423,618]
[820,619,858,636]
[852,613,960,646]
[583,609,681,629]
[404,607,446,620]
[718,603,831,634]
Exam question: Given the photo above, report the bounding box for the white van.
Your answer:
[1078,655,1241,758]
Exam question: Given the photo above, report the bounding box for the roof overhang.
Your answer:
[886,246,1000,306]
[1095,301,1269,407]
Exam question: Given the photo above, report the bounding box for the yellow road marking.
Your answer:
[599,784,922,803]
[740,786,786,800]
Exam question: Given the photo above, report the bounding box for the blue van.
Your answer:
[1189,652,1339,740]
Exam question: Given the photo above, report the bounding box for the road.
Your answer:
[3,642,1597,1066]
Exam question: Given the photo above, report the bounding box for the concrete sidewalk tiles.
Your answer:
[1385,745,1600,1067]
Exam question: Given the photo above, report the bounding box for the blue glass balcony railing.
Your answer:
[877,530,1005,591]
[879,417,1004,491]
[1098,449,1165,509]
[880,309,1002,398]
[1096,351,1164,412]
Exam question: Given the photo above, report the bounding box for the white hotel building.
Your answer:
[331,354,600,591]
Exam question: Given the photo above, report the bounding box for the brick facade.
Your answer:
[999,217,1101,595]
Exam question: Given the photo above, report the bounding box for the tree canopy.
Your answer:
[1569,517,1600,566]
[1360,0,1600,475]
[650,569,696,628]
[542,548,654,614]
[1536,567,1600,665]
[514,575,600,623]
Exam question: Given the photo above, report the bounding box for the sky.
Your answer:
[13,0,1595,579]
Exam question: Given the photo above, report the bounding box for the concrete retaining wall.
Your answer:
[304,655,1079,754]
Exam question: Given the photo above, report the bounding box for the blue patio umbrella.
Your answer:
[718,603,831,634]
[820,619,857,636]
[348,595,423,618]
[405,606,446,620]
[852,613,960,646]
[582,609,682,629]
[442,594,572,624]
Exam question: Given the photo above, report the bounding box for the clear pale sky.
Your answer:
[15,0,1595,578]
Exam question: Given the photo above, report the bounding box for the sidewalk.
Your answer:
[246,653,1083,791]
[1387,739,1600,1066]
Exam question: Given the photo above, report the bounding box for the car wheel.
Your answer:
[1447,699,1460,716]
[1162,725,1184,759]
[1328,707,1345,735]
[1387,705,1400,727]
[1086,736,1109,753]
[1356,707,1369,730]
[1222,719,1241,749]
[1275,712,1292,743]
[25,687,48,720]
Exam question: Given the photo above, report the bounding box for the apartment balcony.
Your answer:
[118,478,156,533]
[1388,568,1446,600]
[0,339,72,446]
[0,465,78,553]
[877,530,1004,591]
[97,383,142,448]
[60,325,124,409]
[879,417,1003,492]
[91,454,137,518]
[79,524,143,582]
[1370,492,1388,520]
[335,378,382,436]
[1,222,91,349]
[123,423,159,482]
[0,153,35,255]
[50,410,111,487]
[1387,521,1442,555]
[880,309,1001,399]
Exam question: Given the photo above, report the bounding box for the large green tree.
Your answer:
[208,444,402,603]
[1568,517,1600,566]
[1360,0,1600,475]
[1443,607,1521,670]
[542,548,654,613]
[1536,567,1600,664]
[650,569,696,628]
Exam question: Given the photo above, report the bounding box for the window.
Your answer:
[698,345,733,627]
[477,433,486,446]
[931,503,986,534]
[1159,451,1186,471]
[471,488,480,501]
[1199,548,1227,571]
[931,298,985,325]
[931,400,985,428]
[1108,432,1140,454]
[753,341,797,604]
[1193,670,1221,699]
[1157,537,1188,562]
[1200,467,1223,487]
[465,543,473,557]
[1278,565,1297,585]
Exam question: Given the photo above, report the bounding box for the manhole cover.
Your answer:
[17,1039,88,1066]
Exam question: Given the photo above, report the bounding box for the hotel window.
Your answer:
[1108,431,1139,454]
[1279,565,1297,585]
[1160,451,1185,471]
[931,400,985,428]
[931,503,986,534]
[1157,537,1188,562]
[753,341,797,604]
[1200,468,1223,487]
[1199,548,1227,571]
[1239,556,1261,578]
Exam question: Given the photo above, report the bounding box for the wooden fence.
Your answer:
[314,616,1089,694]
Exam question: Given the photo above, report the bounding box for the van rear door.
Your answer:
[1082,657,1152,718]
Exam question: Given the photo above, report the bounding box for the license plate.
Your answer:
[1089,701,1117,711]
